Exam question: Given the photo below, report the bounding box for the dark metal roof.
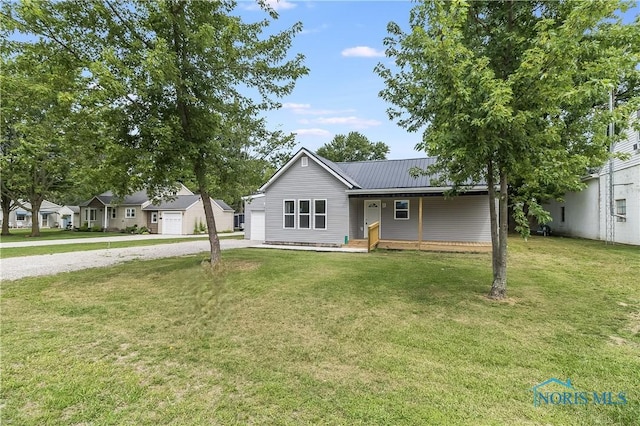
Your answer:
[336,158,441,189]
[214,199,234,211]
[142,195,201,211]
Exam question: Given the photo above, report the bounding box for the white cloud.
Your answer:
[293,128,332,137]
[315,116,382,128]
[283,102,355,116]
[341,46,385,58]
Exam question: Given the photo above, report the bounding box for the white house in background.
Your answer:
[80,184,235,234]
[57,205,80,229]
[1,200,63,229]
[545,110,640,245]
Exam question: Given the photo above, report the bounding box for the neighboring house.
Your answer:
[545,110,640,245]
[244,148,492,245]
[57,205,80,229]
[142,196,234,234]
[80,184,234,234]
[1,200,62,229]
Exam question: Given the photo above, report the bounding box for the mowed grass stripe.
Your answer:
[1,237,638,425]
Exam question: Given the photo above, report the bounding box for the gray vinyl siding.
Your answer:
[350,195,491,242]
[265,154,349,245]
[348,198,362,240]
[244,195,265,240]
[422,195,491,242]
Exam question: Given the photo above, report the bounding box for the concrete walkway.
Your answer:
[0,231,244,248]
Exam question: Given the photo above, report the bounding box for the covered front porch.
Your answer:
[347,193,492,247]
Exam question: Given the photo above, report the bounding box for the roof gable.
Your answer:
[259,148,358,191]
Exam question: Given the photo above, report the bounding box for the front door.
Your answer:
[364,200,381,237]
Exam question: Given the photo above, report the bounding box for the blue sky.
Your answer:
[238,0,419,159]
[237,0,639,160]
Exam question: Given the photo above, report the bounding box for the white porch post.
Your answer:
[104,207,108,230]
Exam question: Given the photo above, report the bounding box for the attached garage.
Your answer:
[162,212,183,235]
[250,210,265,241]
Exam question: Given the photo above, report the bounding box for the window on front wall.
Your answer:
[561,206,565,223]
[85,209,97,221]
[314,199,327,229]
[16,213,25,221]
[284,200,295,228]
[298,200,310,229]
[395,200,410,220]
[111,208,117,219]
[616,199,626,222]
[125,208,136,218]
[151,212,158,223]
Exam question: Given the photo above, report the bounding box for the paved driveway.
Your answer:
[1,239,258,281]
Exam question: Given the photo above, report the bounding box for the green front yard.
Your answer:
[1,238,638,425]
[0,228,126,243]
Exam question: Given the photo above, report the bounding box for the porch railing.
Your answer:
[367,221,380,252]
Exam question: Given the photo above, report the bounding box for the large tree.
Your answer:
[0,38,95,237]
[6,0,307,265]
[316,131,390,162]
[376,0,640,298]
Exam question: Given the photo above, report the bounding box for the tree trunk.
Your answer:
[1,193,12,236]
[487,161,499,281]
[30,197,43,237]
[200,188,222,267]
[489,170,508,299]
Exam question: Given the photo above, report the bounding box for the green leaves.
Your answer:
[316,132,390,162]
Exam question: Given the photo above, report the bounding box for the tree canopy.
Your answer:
[376,0,640,298]
[5,0,308,264]
[316,131,389,162]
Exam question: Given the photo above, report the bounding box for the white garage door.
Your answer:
[250,210,265,241]
[162,212,183,235]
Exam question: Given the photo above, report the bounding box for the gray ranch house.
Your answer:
[244,148,492,246]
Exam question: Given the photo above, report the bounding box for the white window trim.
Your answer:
[301,157,308,167]
[313,199,327,230]
[151,212,158,224]
[394,200,410,220]
[283,199,295,229]
[125,208,136,219]
[298,199,311,229]
[615,199,626,223]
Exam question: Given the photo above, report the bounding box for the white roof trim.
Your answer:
[242,193,265,200]
[259,148,355,191]
[345,185,488,195]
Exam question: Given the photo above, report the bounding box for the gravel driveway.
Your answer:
[1,239,259,281]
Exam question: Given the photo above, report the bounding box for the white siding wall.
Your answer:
[265,155,349,245]
[546,179,600,240]
[598,165,640,245]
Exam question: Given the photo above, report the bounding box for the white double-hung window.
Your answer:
[284,200,295,228]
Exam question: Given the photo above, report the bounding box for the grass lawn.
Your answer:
[0,234,242,259]
[1,237,638,425]
[0,228,125,243]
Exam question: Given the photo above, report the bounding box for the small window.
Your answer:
[314,199,327,229]
[615,199,626,222]
[301,157,308,167]
[395,200,410,220]
[298,200,310,229]
[16,213,26,221]
[284,200,295,228]
[85,209,97,221]
[151,212,158,223]
[125,208,136,218]
[111,208,117,219]
[561,206,565,223]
